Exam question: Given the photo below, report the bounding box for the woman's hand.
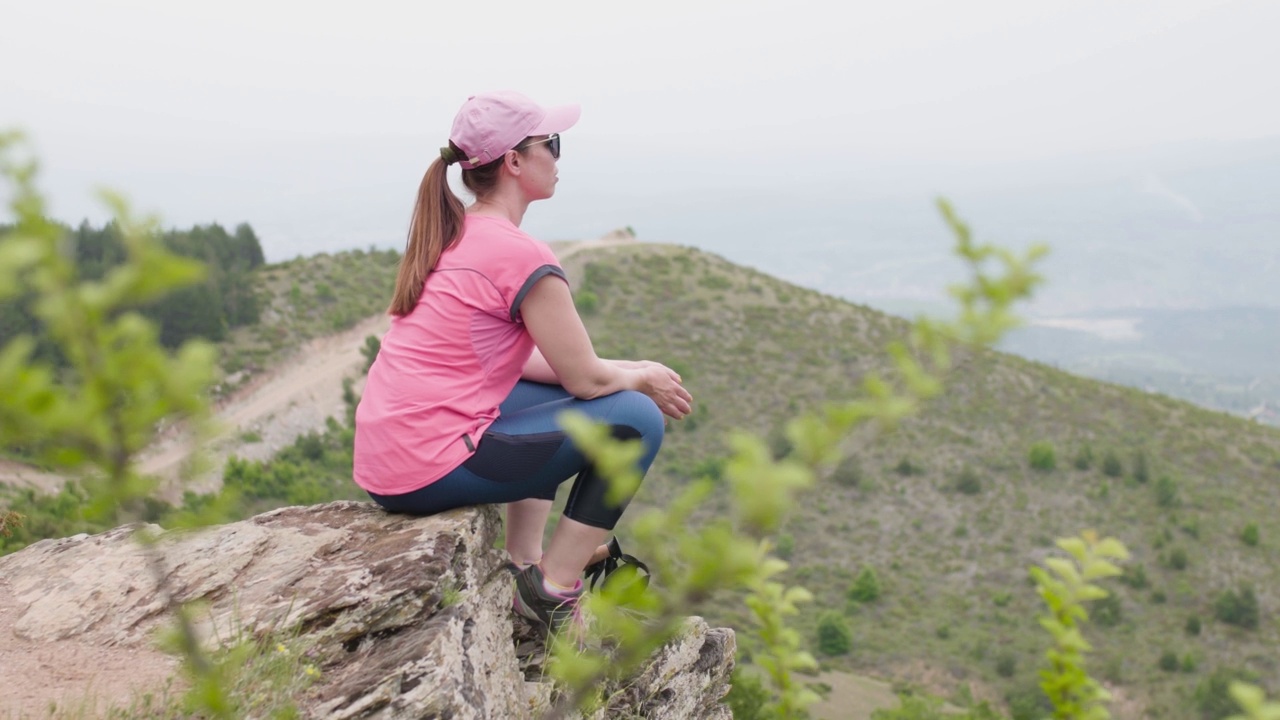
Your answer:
[636,363,693,419]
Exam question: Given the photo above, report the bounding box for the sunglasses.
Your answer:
[516,133,560,160]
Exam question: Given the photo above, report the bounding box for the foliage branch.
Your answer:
[0,131,235,715]
[1227,682,1280,720]
[1029,530,1130,720]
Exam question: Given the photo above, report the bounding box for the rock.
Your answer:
[0,501,735,719]
[589,619,736,720]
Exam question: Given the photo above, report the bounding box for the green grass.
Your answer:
[555,242,1280,717]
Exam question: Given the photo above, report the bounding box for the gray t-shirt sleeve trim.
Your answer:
[510,264,567,321]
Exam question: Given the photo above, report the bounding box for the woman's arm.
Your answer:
[520,276,692,418]
[522,347,659,383]
[521,346,560,384]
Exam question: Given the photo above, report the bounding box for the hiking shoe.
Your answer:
[583,536,650,592]
[513,563,584,635]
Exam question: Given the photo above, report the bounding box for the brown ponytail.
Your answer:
[388,150,466,316]
[387,141,523,317]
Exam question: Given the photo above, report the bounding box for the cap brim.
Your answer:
[532,104,580,136]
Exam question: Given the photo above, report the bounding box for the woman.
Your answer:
[353,91,692,634]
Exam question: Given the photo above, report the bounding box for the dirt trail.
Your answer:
[0,231,635,501]
[0,461,65,495]
[1,314,389,501]
[157,314,391,501]
[550,228,636,262]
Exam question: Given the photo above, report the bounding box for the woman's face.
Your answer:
[512,135,559,202]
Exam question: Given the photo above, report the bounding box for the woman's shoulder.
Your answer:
[465,214,531,241]
[461,215,557,257]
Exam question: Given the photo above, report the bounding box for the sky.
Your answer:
[3,0,1278,267]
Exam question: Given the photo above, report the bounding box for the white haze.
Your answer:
[3,0,1279,314]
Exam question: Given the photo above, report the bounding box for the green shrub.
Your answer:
[361,334,381,374]
[1154,475,1178,507]
[1158,651,1179,672]
[894,457,921,476]
[848,567,882,603]
[1214,586,1259,629]
[1242,523,1260,547]
[775,533,795,560]
[768,426,794,460]
[1119,563,1148,590]
[1028,441,1056,472]
[1167,547,1189,571]
[1132,450,1150,484]
[1101,450,1124,478]
[1195,667,1258,719]
[1185,615,1201,636]
[830,453,863,488]
[873,693,1005,720]
[1092,593,1123,627]
[691,456,726,482]
[1072,445,1094,470]
[1180,653,1198,673]
[815,611,852,656]
[1005,683,1052,720]
[953,467,982,495]
[297,431,325,461]
[724,669,771,720]
[996,652,1017,678]
[573,289,599,315]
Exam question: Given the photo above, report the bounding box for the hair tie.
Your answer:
[439,145,459,166]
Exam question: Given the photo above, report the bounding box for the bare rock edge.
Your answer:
[0,501,735,719]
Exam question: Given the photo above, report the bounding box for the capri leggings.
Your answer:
[367,381,664,530]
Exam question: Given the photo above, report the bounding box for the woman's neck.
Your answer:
[468,191,528,227]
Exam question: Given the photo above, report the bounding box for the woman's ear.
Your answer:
[503,149,522,176]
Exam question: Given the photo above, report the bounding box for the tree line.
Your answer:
[0,218,265,354]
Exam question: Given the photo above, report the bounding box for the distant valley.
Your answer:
[1001,306,1280,427]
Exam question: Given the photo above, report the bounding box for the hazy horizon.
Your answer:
[4,0,1278,317]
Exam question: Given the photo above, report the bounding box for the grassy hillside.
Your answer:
[559,242,1280,718]
[5,236,1277,717]
[214,246,400,390]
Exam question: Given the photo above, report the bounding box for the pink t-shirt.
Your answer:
[353,215,565,495]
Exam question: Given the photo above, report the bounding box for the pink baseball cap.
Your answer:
[450,91,581,169]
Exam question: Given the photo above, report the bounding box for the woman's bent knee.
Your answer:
[612,390,664,445]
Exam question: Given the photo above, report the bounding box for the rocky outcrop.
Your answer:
[0,501,734,719]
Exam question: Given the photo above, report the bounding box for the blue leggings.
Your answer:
[367,381,664,530]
